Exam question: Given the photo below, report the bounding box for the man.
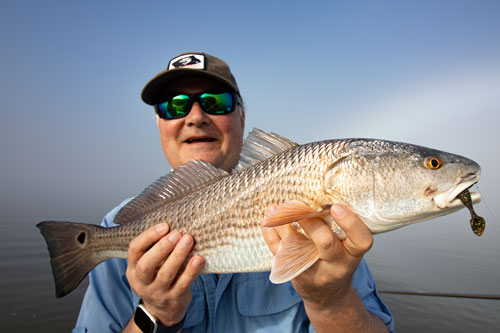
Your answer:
[74,52,393,332]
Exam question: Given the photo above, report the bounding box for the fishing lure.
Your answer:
[457,188,485,236]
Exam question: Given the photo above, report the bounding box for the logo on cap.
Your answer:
[168,54,205,70]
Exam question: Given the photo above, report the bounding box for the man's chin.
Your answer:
[181,151,223,168]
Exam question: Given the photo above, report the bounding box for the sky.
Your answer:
[1,0,499,263]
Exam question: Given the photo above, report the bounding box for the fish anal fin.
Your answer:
[262,200,329,227]
[269,232,319,284]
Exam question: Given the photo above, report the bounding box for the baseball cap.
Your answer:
[141,52,240,105]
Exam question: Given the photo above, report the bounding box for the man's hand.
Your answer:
[125,224,204,326]
[261,203,387,332]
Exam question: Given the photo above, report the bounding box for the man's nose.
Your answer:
[186,101,210,126]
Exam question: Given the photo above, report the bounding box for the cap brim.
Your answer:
[141,68,238,105]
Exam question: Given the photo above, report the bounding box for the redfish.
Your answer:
[37,128,482,297]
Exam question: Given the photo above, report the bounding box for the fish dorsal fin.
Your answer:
[114,160,230,225]
[233,128,299,173]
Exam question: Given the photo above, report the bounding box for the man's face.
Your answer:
[157,77,245,172]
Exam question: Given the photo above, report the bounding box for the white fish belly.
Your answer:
[199,236,273,273]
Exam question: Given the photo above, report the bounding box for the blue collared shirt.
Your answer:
[73,199,394,332]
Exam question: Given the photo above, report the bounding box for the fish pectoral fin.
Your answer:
[262,200,328,227]
[269,232,319,284]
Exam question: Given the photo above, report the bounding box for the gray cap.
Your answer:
[141,52,240,105]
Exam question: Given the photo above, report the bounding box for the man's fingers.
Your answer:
[128,224,170,266]
[330,204,373,257]
[263,202,373,263]
[156,234,195,287]
[261,204,298,255]
[260,224,281,255]
[297,216,339,261]
[292,204,373,260]
[170,256,204,297]
[134,231,182,284]
[261,204,282,255]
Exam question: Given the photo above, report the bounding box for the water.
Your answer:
[367,218,500,332]
[1,207,499,332]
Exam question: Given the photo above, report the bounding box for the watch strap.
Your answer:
[134,302,186,333]
[157,314,185,333]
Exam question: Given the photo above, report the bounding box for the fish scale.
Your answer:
[37,128,482,297]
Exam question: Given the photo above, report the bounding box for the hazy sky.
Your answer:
[1,0,499,235]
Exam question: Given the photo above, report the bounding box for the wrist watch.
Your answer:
[134,303,185,333]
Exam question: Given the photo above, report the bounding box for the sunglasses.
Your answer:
[154,90,240,120]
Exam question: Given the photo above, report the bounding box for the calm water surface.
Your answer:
[1,207,499,332]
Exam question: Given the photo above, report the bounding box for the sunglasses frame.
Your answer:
[154,90,241,120]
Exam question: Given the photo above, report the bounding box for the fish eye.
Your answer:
[424,157,442,170]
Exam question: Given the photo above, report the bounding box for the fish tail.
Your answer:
[36,221,107,297]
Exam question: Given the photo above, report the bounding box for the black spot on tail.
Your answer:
[77,232,86,244]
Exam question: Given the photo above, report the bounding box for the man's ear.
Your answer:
[240,108,245,131]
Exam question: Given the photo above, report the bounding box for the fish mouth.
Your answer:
[433,173,482,209]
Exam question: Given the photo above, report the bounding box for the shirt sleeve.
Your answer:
[352,259,394,333]
[73,199,139,333]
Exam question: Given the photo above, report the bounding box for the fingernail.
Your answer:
[156,224,168,233]
[191,257,203,268]
[179,235,193,248]
[331,204,347,218]
[266,204,278,216]
[167,231,181,243]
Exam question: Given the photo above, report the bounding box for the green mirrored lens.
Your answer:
[168,94,190,118]
[156,101,170,118]
[200,92,233,114]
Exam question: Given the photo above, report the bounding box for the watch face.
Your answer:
[134,305,157,333]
